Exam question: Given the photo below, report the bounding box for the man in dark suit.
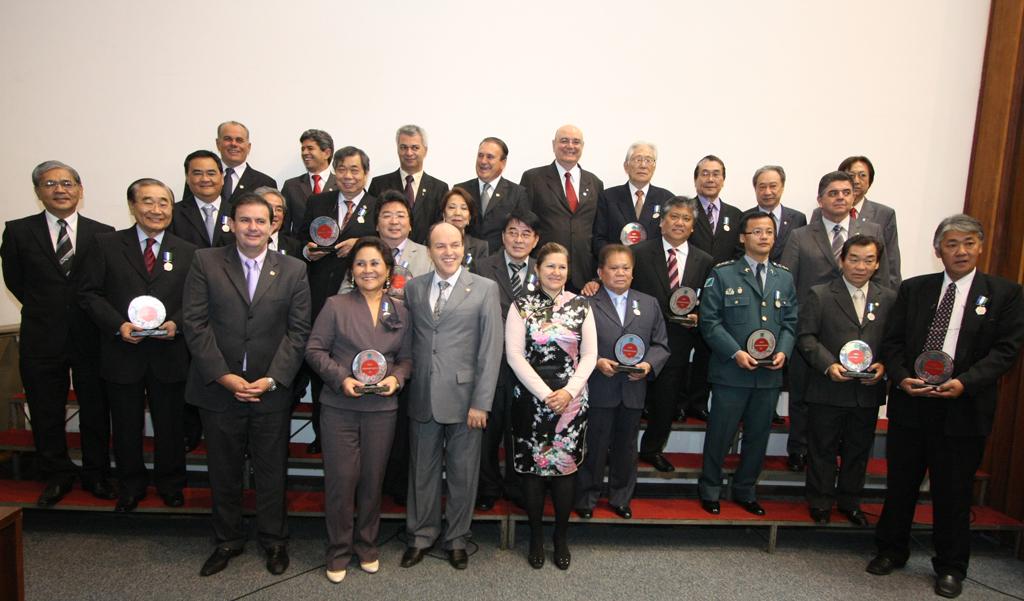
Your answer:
[454,136,530,253]
[796,235,893,526]
[400,222,503,571]
[780,171,889,472]
[181,121,277,204]
[629,197,714,471]
[78,178,197,512]
[685,154,743,420]
[592,142,674,257]
[576,244,670,518]
[183,193,311,577]
[741,165,807,262]
[837,155,901,288]
[473,210,541,510]
[256,187,305,257]
[1,160,115,506]
[367,124,449,244]
[297,146,379,453]
[867,215,1024,599]
[520,124,604,292]
[280,129,336,236]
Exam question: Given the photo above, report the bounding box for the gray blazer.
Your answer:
[183,246,311,413]
[587,288,671,409]
[404,269,504,424]
[397,239,434,278]
[812,199,900,288]
[305,291,412,412]
[779,218,889,305]
[797,278,895,407]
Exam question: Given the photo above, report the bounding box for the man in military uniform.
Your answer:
[697,212,798,516]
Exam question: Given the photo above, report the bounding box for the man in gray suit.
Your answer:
[400,222,503,570]
[183,193,311,577]
[780,171,888,472]
[575,244,670,519]
[838,155,900,288]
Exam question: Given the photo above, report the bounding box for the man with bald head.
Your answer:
[520,125,604,291]
[182,121,277,204]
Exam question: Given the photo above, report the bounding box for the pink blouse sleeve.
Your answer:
[505,303,554,400]
[563,307,597,399]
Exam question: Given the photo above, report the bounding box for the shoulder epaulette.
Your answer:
[771,261,790,271]
[715,259,736,267]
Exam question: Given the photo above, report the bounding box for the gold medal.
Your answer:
[867,313,876,321]
[976,306,987,316]
[163,262,173,272]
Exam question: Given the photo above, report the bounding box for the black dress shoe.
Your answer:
[527,542,545,569]
[787,453,807,472]
[934,574,963,598]
[611,504,632,519]
[200,546,243,577]
[701,499,721,515]
[83,479,118,501]
[553,542,571,570]
[266,545,289,575]
[839,508,869,528]
[575,507,592,519]
[447,549,468,570]
[684,408,710,422]
[184,435,201,454]
[737,500,766,516]
[115,492,146,513]
[639,453,675,472]
[475,496,496,511]
[305,440,321,455]
[400,546,428,568]
[772,412,785,425]
[865,555,905,576]
[161,491,185,507]
[37,479,73,507]
[809,508,831,524]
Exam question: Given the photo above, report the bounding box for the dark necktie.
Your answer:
[564,173,579,213]
[481,182,492,215]
[222,167,235,204]
[707,203,717,234]
[666,248,680,289]
[831,224,845,264]
[509,262,525,297]
[143,238,156,274]
[312,173,322,194]
[755,263,765,294]
[924,283,957,351]
[433,281,450,320]
[55,219,73,276]
[404,175,416,206]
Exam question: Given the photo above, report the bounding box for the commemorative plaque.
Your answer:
[388,263,412,299]
[839,340,875,379]
[127,295,168,337]
[667,286,699,328]
[913,350,954,387]
[353,349,388,394]
[309,216,341,251]
[620,222,647,246]
[746,329,777,366]
[613,334,646,374]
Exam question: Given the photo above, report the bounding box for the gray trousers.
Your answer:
[698,384,778,503]
[576,404,642,509]
[321,406,396,570]
[406,417,482,550]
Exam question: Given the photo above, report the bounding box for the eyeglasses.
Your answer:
[743,228,775,237]
[41,179,77,189]
[629,156,656,166]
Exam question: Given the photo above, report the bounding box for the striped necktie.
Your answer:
[55,219,73,276]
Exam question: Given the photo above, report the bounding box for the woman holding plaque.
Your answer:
[438,188,489,266]
[505,242,597,570]
[306,237,412,583]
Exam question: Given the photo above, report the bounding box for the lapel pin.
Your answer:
[220,216,231,232]
[162,251,174,271]
[651,204,661,219]
[722,216,731,232]
[465,287,471,293]
[632,299,641,316]
[975,295,989,315]
[269,270,276,276]
[774,290,781,308]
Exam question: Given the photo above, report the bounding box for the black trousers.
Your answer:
[106,370,186,497]
[874,414,986,580]
[640,351,690,455]
[577,404,642,509]
[20,352,109,485]
[478,377,521,502]
[805,403,878,511]
[382,386,411,499]
[199,405,291,551]
[786,352,810,456]
[683,338,710,414]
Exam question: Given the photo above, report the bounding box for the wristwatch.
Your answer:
[266,377,277,392]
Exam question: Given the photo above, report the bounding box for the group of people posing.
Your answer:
[2,121,1022,600]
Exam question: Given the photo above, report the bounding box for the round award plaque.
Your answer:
[914,350,954,386]
[746,329,777,365]
[619,222,647,246]
[310,216,341,248]
[352,349,388,394]
[669,287,697,316]
[127,295,168,337]
[613,334,646,373]
[389,264,412,298]
[839,340,874,378]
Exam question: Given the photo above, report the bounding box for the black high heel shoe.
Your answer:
[527,537,545,569]
[553,539,571,570]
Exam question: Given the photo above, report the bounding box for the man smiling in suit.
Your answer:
[455,137,529,253]
[741,165,807,262]
[592,142,674,257]
[280,129,336,236]
[181,121,277,205]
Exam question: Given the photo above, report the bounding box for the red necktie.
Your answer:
[667,248,680,289]
[850,206,858,220]
[143,238,156,274]
[312,174,322,194]
[565,173,578,213]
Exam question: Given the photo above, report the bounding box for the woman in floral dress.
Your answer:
[505,242,597,570]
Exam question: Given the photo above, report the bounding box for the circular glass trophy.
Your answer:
[613,334,646,374]
[388,264,412,299]
[668,286,699,328]
[352,349,388,394]
[913,350,954,387]
[746,329,777,366]
[839,340,875,379]
[127,295,168,337]
[619,222,647,246]
[310,216,341,251]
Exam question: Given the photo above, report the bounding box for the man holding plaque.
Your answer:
[183,193,311,577]
[576,244,669,519]
[796,235,893,526]
[591,142,674,257]
[867,215,1024,599]
[698,212,798,515]
[79,178,197,511]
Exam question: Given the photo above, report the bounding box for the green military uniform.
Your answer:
[697,256,798,503]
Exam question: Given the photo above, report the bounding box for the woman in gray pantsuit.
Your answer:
[306,237,413,583]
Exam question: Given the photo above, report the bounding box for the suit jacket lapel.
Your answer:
[179,201,208,244]
[324,173,338,193]
[652,242,672,300]
[829,278,860,327]
[622,290,638,329]
[223,248,250,303]
[592,288,621,328]
[954,273,988,363]
[490,256,515,301]
[438,270,473,321]
[30,213,65,274]
[120,228,152,281]
[544,164,570,212]
[251,251,279,307]
[810,221,837,268]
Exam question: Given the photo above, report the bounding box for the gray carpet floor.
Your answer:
[21,510,1024,601]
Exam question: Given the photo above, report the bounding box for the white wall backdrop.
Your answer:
[0,0,990,324]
